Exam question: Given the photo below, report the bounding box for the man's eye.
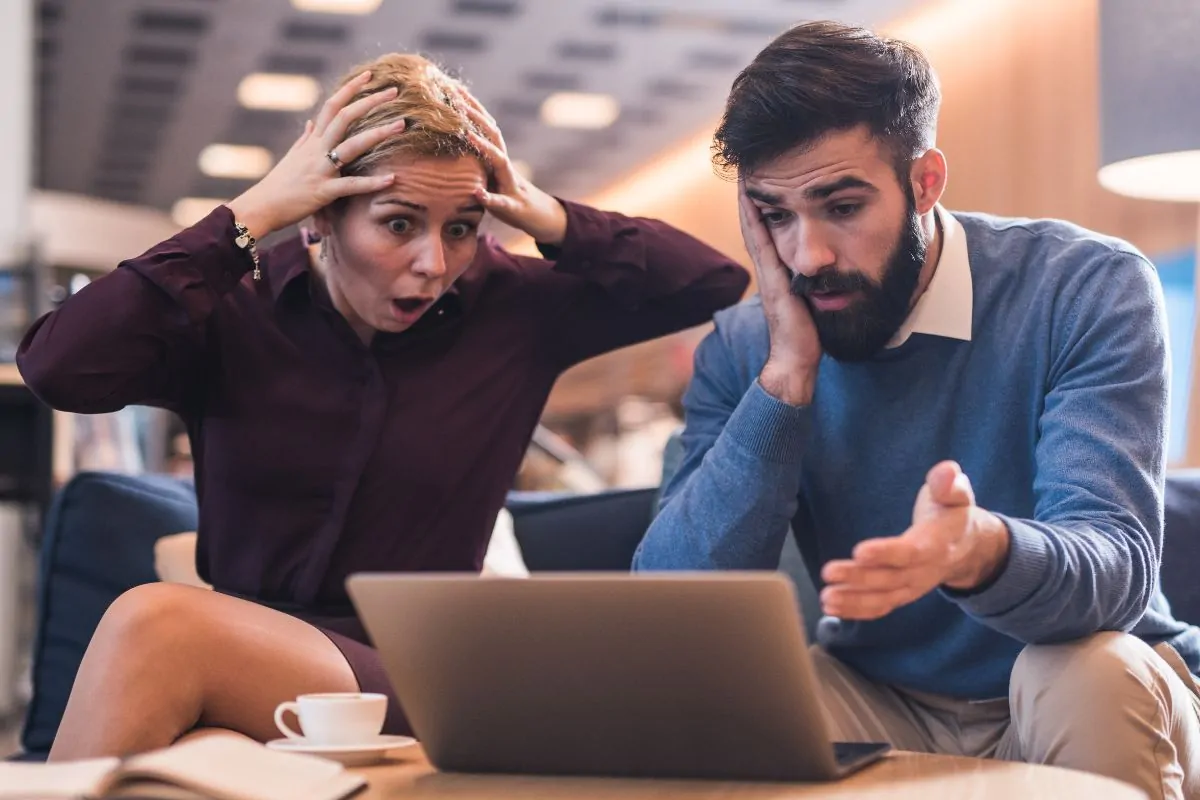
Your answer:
[760,211,789,227]
[387,218,412,234]
[830,203,861,218]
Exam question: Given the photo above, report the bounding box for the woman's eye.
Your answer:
[446,222,474,240]
[387,218,412,235]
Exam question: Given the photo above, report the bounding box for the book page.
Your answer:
[0,757,119,798]
[110,734,366,800]
[103,780,210,800]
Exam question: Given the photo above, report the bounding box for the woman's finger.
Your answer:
[459,98,504,150]
[327,173,396,200]
[333,118,407,167]
[314,70,373,134]
[290,119,314,150]
[474,187,519,217]
[467,130,514,190]
[323,86,399,147]
[454,85,496,126]
[465,131,513,179]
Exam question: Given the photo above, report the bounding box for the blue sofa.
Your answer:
[14,469,1200,760]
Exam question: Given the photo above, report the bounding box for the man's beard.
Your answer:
[789,203,927,362]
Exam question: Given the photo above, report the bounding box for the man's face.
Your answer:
[744,126,928,361]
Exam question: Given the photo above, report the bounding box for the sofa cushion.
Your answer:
[21,472,197,757]
[1163,470,1200,625]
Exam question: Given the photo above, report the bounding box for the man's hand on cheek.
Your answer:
[818,461,1011,620]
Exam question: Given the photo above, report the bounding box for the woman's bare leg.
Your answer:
[48,583,360,761]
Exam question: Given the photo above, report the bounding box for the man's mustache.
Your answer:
[789,269,874,299]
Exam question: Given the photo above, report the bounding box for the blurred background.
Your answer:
[0,0,1198,753]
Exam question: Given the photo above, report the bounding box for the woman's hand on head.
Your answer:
[455,87,569,247]
[226,71,404,240]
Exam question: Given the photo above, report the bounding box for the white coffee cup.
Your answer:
[273,692,387,745]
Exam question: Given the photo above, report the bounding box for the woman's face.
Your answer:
[314,152,487,340]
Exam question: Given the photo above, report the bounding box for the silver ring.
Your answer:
[326,149,344,169]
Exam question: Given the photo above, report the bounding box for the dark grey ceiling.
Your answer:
[34,0,921,212]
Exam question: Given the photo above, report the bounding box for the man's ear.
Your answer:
[908,148,948,215]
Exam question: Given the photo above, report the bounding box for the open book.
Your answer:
[0,733,367,800]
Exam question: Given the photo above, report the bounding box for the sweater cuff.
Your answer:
[945,514,1051,618]
[723,380,810,465]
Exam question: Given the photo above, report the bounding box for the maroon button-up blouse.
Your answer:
[17,200,747,610]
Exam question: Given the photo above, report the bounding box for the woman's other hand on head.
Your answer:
[454,86,568,247]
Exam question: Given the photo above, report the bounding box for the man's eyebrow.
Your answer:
[744,187,783,205]
[804,176,879,200]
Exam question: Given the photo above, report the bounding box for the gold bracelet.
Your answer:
[233,220,262,282]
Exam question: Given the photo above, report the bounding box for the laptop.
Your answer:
[346,572,890,781]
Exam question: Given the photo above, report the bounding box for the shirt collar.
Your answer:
[888,204,973,348]
[265,229,315,304]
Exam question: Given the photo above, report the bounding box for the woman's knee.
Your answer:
[92,583,214,664]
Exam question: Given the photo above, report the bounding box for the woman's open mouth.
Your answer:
[390,296,434,323]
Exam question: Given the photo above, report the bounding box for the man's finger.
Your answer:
[821,559,911,593]
[925,461,974,507]
[821,586,915,620]
[851,535,928,568]
[737,183,790,292]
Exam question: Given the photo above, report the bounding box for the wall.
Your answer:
[30,191,180,272]
[0,0,32,271]
[542,0,1199,419]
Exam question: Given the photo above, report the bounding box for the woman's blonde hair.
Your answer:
[333,53,483,177]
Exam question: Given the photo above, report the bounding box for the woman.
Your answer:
[18,54,747,760]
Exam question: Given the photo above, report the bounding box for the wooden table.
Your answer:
[352,746,1146,799]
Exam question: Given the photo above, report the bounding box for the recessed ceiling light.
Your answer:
[171,197,227,228]
[238,73,321,112]
[198,144,274,180]
[290,0,382,14]
[539,92,620,130]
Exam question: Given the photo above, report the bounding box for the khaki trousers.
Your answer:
[812,633,1200,800]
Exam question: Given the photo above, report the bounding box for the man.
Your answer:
[633,20,1200,798]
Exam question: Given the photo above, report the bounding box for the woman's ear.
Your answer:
[311,207,334,239]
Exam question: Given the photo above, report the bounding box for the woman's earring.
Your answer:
[319,238,329,261]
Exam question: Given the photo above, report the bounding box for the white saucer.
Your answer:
[265,735,417,766]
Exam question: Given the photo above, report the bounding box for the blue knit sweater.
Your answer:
[633,211,1200,699]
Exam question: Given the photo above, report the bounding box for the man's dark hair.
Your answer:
[713,21,940,177]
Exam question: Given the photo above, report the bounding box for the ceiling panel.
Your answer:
[35,0,924,213]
